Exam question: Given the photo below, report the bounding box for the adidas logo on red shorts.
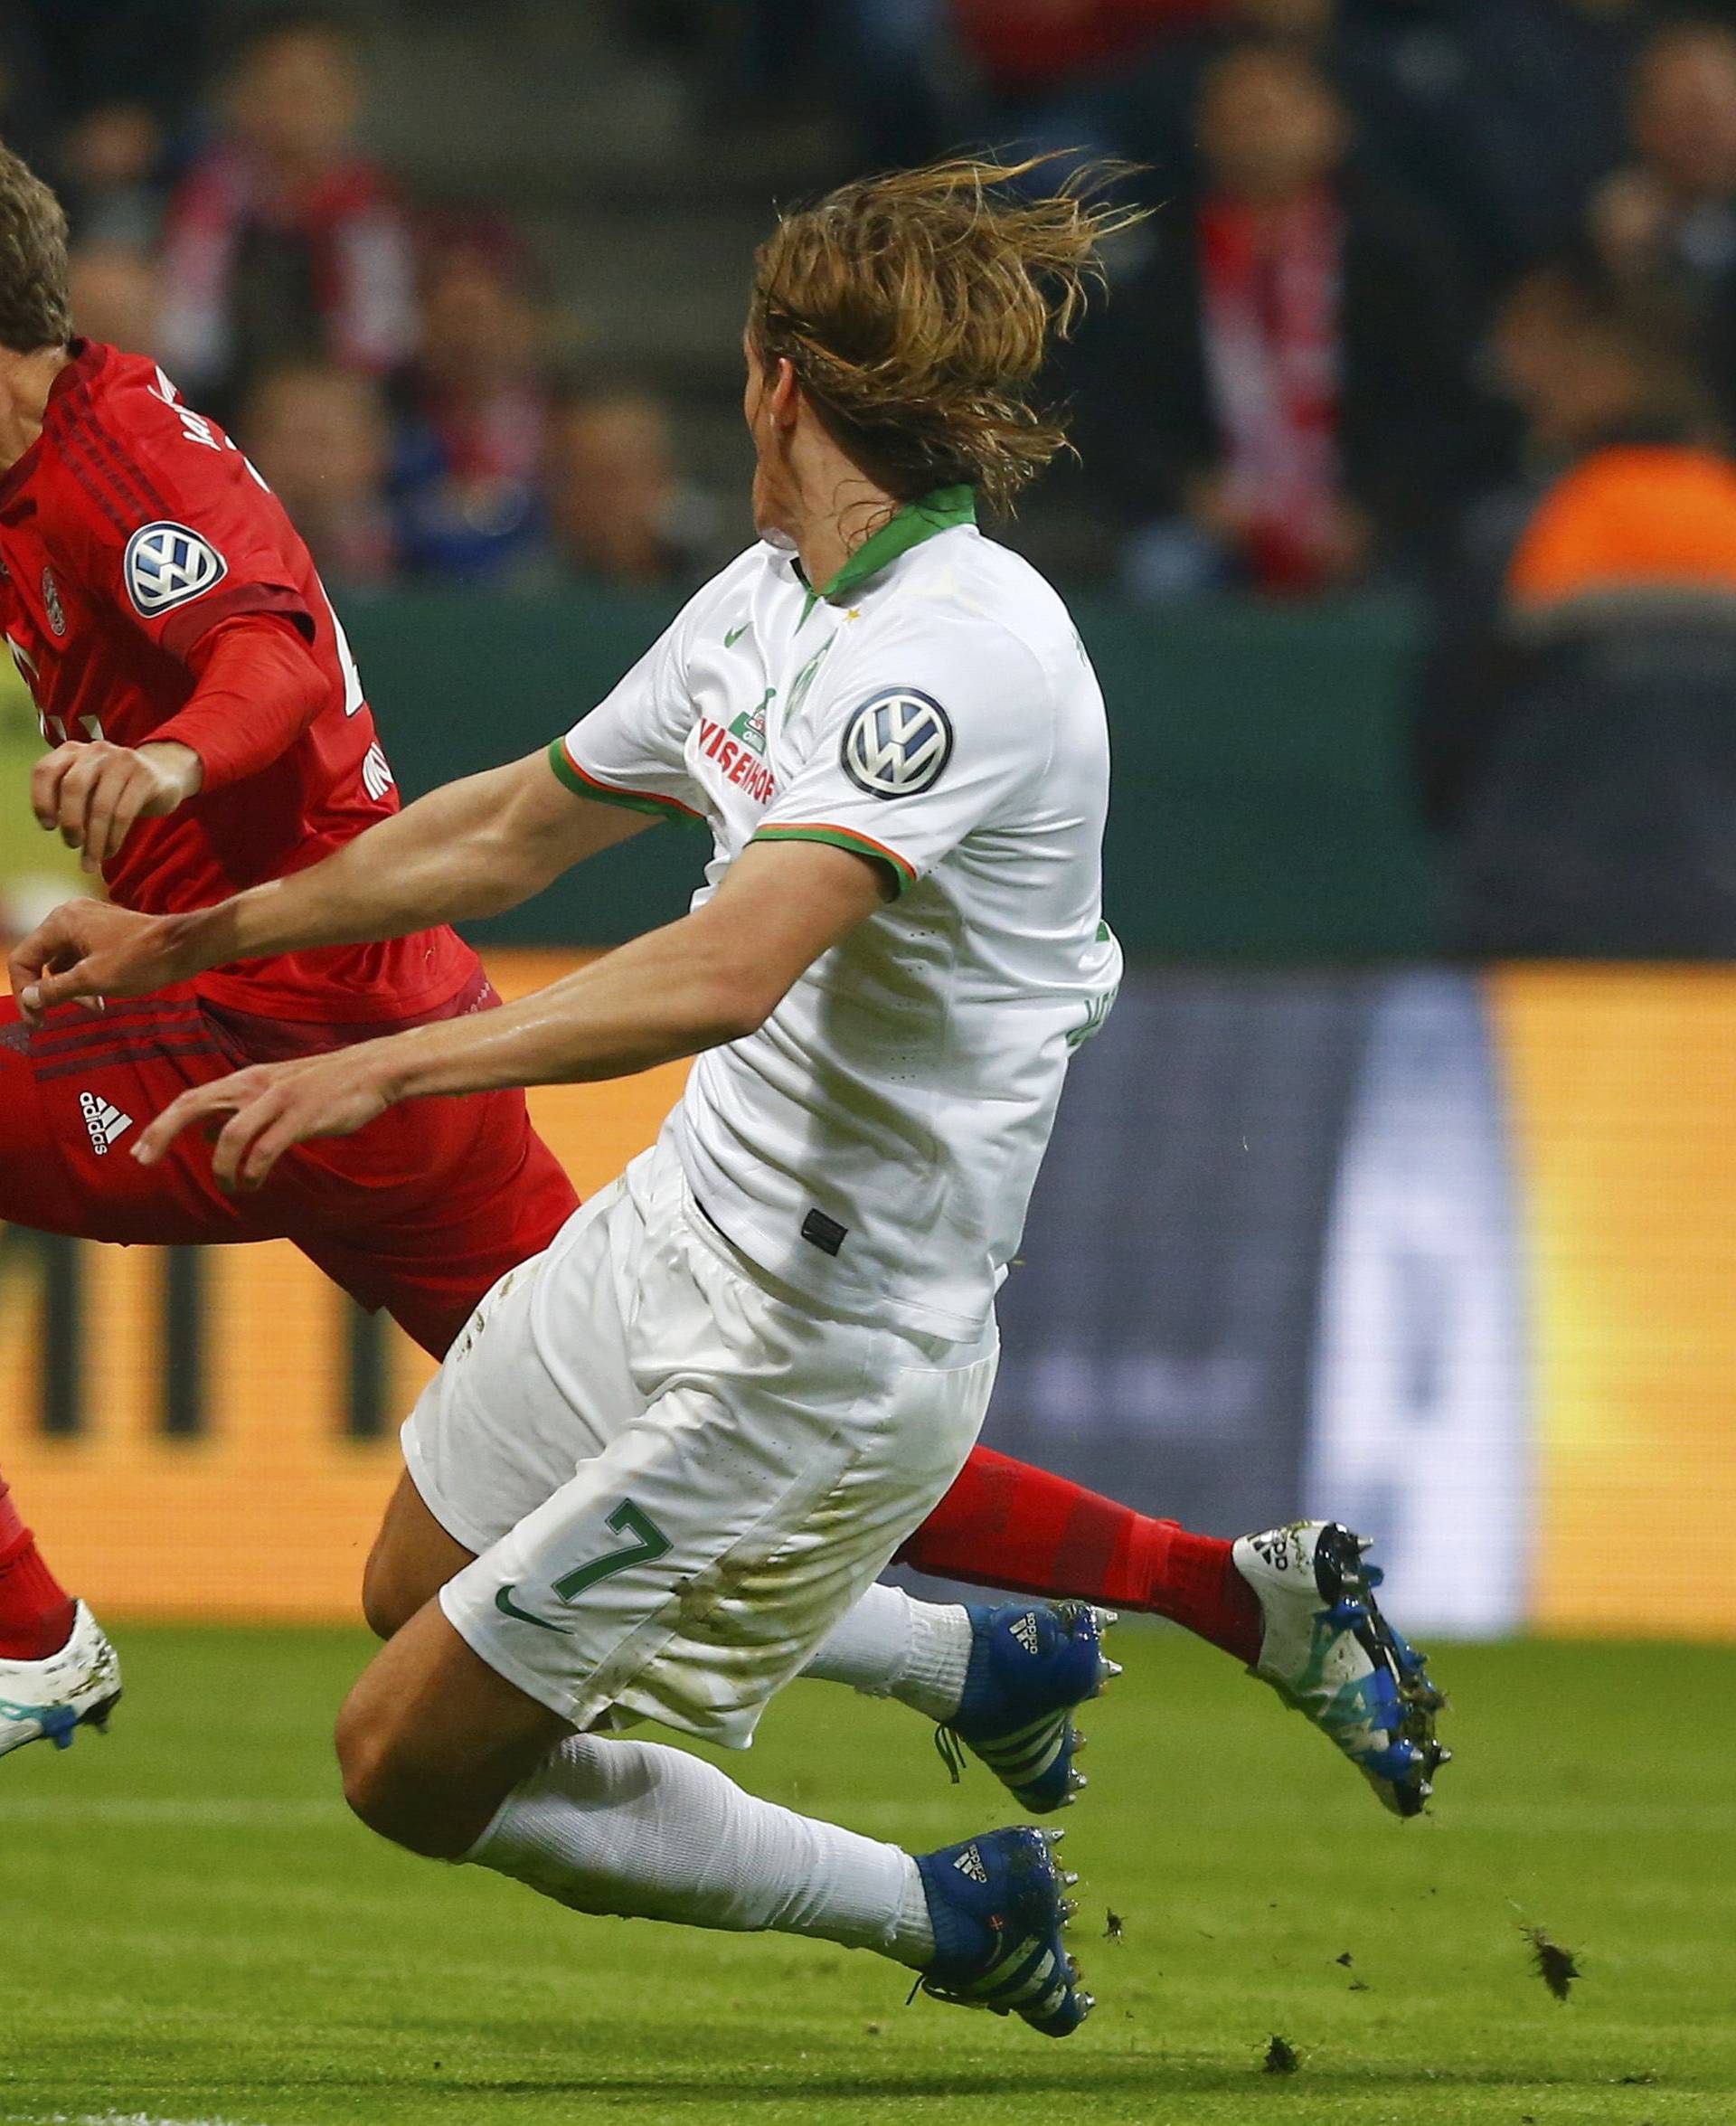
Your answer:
[80,1091,134,1156]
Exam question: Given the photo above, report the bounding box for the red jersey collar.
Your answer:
[0,339,111,513]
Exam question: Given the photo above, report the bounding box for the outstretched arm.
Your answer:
[11,747,651,1021]
[130,838,887,1190]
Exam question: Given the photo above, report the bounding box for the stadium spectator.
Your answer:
[389,224,551,584]
[1078,39,1475,598]
[1416,260,1736,956]
[67,240,160,356]
[1334,0,1642,281]
[1116,1,1642,283]
[243,363,399,594]
[156,5,415,426]
[543,384,719,593]
[1104,0,1335,198]
[0,2,210,241]
[1590,18,1736,423]
[59,101,168,249]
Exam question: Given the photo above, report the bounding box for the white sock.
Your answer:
[466,1733,936,1970]
[801,1581,974,1724]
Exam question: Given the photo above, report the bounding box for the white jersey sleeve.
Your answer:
[552,600,706,825]
[750,622,1053,894]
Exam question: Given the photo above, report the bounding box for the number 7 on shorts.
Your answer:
[552,1499,671,1602]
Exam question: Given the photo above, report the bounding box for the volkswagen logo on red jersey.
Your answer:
[40,568,66,636]
[123,521,227,618]
[840,687,954,800]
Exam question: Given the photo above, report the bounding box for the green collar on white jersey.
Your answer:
[798,484,977,627]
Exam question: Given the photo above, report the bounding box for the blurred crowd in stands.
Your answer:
[712,0,1736,602]
[0,2,722,599]
[9,0,1736,608]
[9,0,1736,949]
[688,0,1736,954]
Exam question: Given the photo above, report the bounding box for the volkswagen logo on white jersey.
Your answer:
[123,521,228,618]
[840,687,953,800]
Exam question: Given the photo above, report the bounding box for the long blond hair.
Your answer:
[749,155,1146,514]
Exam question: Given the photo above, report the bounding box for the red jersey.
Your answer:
[0,339,476,1023]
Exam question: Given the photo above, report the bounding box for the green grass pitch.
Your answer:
[3,1627,1733,2125]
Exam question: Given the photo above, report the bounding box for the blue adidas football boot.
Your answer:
[914,1825,1091,2036]
[1233,1521,1450,1818]
[937,1600,1118,1813]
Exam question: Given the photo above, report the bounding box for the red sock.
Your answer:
[0,1471,77,1661]
[896,1446,1264,1665]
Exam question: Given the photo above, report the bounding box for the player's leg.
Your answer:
[802,1579,1115,1813]
[0,1467,75,1659]
[894,1445,1264,1658]
[337,1594,936,1958]
[0,1017,77,1662]
[363,1469,1116,1819]
[339,1140,1092,2035]
[2,1349,118,1756]
[0,990,250,1758]
[876,1449,1450,1817]
[797,1456,1260,1766]
[340,1598,1086,2033]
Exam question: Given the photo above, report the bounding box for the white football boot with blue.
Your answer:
[0,1602,121,1760]
[1234,1522,1448,1817]
[914,1825,1091,2036]
[937,1600,1118,1813]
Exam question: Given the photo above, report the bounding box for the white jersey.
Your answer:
[553,487,1119,1338]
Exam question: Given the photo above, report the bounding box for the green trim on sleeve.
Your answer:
[547,738,704,826]
[750,822,919,896]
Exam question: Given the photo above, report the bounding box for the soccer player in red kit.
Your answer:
[0,144,575,1750]
[1,145,1445,1819]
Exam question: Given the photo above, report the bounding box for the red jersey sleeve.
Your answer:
[48,357,316,664]
[153,613,329,789]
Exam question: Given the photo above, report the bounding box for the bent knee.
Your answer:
[334,1690,412,1839]
[335,1691,476,1860]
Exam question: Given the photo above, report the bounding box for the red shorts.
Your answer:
[0,981,580,1356]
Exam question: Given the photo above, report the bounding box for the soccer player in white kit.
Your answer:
[17,157,1137,2035]
[12,157,1445,2029]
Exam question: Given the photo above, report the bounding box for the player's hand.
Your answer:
[33,739,204,873]
[133,1049,394,1192]
[9,897,195,1025]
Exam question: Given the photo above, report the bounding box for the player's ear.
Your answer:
[769,357,802,427]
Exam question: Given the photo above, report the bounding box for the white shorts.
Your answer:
[403,1134,997,1748]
